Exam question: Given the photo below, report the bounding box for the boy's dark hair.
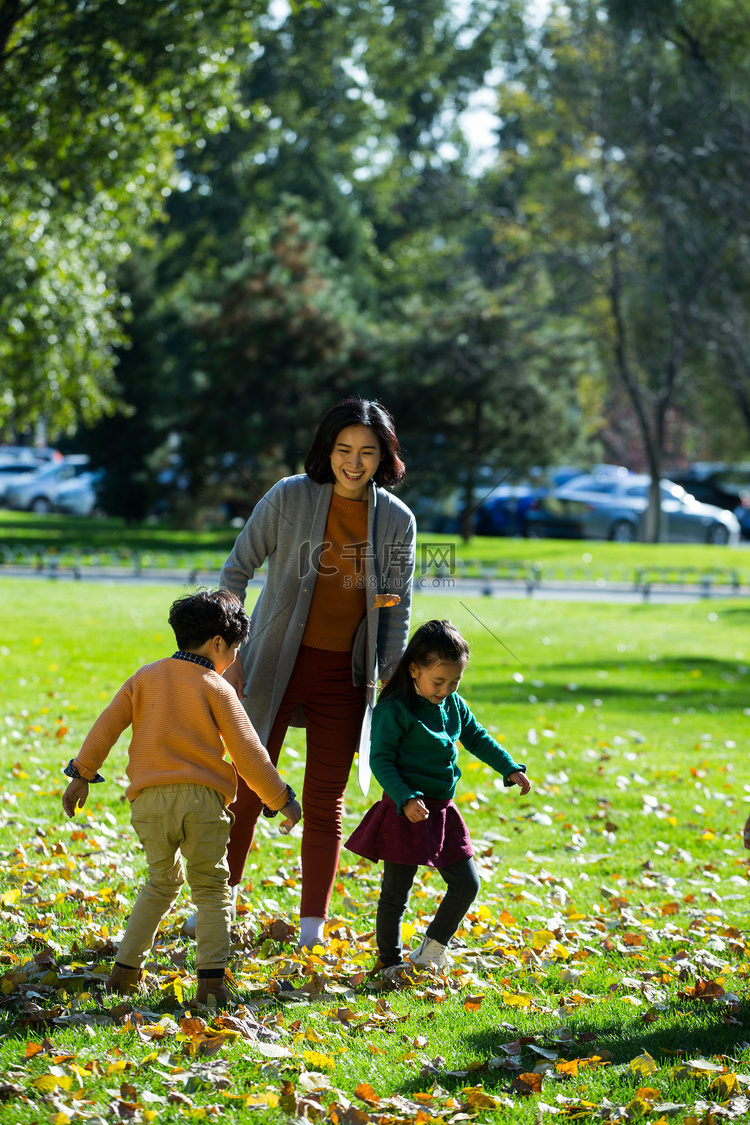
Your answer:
[380,619,470,704]
[168,588,250,651]
[304,397,405,487]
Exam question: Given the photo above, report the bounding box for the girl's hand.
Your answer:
[404,798,429,823]
[63,779,89,818]
[223,659,245,702]
[508,770,532,795]
[279,798,302,836]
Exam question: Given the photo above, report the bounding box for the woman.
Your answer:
[218,398,415,950]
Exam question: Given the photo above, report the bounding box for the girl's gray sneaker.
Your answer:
[409,936,451,970]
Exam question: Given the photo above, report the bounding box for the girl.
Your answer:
[345,620,532,982]
[185,398,416,951]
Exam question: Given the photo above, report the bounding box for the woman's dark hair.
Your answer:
[169,588,251,651]
[380,620,470,704]
[304,397,405,487]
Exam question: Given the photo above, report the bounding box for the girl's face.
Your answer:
[409,659,465,705]
[330,424,383,501]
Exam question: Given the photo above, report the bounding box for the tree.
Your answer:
[77,251,180,523]
[0,0,316,438]
[173,209,376,523]
[485,0,750,538]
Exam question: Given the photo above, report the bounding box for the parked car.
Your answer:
[54,470,104,517]
[525,471,740,544]
[4,456,90,512]
[668,463,750,538]
[0,461,41,505]
[475,465,627,536]
[0,445,62,465]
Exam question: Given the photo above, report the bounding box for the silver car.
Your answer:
[526,471,740,544]
[54,470,103,517]
[4,455,90,513]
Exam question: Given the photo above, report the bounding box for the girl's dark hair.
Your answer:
[304,397,405,487]
[169,588,251,651]
[380,620,470,704]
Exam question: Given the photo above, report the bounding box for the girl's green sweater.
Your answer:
[370,691,525,812]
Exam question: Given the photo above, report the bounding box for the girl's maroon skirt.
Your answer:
[345,793,474,867]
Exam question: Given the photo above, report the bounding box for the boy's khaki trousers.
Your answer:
[116,783,234,971]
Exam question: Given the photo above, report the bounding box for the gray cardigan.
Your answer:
[220,474,416,791]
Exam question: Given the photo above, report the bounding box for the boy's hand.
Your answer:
[404,797,430,823]
[279,798,302,835]
[508,770,532,795]
[63,778,89,818]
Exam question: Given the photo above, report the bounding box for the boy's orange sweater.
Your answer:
[73,657,289,808]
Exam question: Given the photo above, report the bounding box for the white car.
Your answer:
[4,456,90,513]
[0,461,41,505]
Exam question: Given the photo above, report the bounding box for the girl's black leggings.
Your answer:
[376,857,481,968]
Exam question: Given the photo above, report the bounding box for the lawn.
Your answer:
[1,579,750,1123]
[2,509,749,587]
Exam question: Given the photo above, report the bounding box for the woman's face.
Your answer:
[330,424,383,501]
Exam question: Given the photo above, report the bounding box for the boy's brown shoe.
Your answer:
[196,969,232,1007]
[106,962,146,996]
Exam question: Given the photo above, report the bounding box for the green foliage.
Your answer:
[0,0,268,437]
[177,208,370,513]
[76,252,181,523]
[483,0,750,527]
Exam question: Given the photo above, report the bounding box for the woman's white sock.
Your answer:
[298,915,326,949]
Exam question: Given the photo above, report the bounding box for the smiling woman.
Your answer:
[187,397,417,951]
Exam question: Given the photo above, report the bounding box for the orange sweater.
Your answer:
[302,491,368,651]
[73,658,289,808]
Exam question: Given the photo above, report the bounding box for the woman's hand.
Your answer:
[508,770,532,795]
[223,658,245,702]
[404,797,429,823]
[62,779,89,818]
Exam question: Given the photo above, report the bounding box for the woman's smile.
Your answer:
[330,424,383,500]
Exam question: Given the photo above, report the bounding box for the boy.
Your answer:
[61,588,301,1005]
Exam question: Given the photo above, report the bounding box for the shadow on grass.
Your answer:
[396,999,750,1096]
[469,655,750,713]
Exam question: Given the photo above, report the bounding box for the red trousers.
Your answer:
[226,646,366,918]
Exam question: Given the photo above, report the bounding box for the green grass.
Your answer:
[1,581,750,1122]
[2,509,749,585]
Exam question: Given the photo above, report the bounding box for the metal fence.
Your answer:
[3,544,747,600]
